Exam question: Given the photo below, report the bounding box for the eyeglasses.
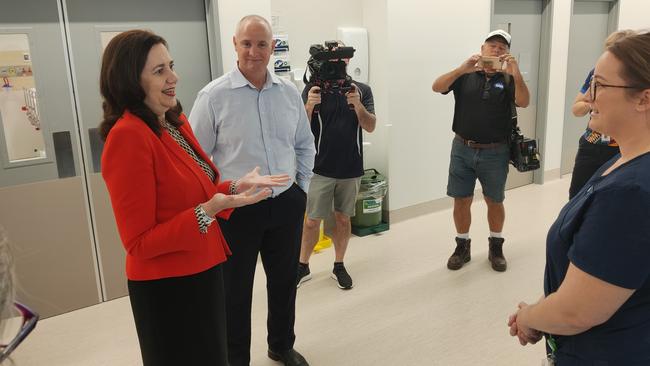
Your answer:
[589,79,645,101]
[0,302,39,363]
[482,79,491,100]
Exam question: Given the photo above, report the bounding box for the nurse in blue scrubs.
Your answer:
[508,32,650,365]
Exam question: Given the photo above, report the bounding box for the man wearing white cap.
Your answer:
[432,30,530,272]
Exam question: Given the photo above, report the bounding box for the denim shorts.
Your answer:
[447,137,509,203]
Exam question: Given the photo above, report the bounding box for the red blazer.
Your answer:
[102,110,232,281]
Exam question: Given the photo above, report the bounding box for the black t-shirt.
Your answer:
[444,72,514,143]
[301,80,375,179]
[544,152,650,365]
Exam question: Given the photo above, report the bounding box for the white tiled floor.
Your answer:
[12,177,573,365]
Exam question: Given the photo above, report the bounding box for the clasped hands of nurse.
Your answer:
[507,296,544,346]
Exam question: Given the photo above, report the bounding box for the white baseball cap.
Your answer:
[485,30,511,47]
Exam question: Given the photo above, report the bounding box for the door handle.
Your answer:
[52,131,76,178]
[88,128,104,173]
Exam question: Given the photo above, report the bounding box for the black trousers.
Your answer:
[128,264,228,366]
[218,184,306,366]
[569,136,620,199]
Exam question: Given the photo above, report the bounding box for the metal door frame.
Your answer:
[50,0,104,302]
[573,0,620,33]
[536,0,553,184]
[489,0,551,185]
[558,0,619,176]
[205,0,224,80]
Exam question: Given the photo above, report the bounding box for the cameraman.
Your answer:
[297,41,376,290]
[432,30,529,272]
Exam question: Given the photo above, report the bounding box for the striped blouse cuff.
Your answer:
[194,205,215,234]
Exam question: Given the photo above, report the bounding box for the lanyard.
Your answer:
[546,334,557,360]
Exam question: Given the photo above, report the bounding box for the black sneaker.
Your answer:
[331,263,353,290]
[296,263,312,288]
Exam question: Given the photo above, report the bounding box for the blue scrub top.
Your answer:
[544,152,650,365]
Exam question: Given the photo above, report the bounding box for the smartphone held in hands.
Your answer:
[478,56,502,70]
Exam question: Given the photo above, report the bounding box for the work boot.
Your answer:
[488,237,507,272]
[447,238,471,270]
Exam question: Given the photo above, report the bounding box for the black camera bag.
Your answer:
[504,75,541,172]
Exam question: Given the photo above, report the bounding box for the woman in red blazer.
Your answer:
[99,30,288,366]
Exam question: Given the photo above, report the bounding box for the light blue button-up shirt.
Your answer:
[189,67,315,197]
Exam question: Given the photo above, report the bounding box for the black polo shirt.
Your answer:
[301,80,375,179]
[444,72,514,143]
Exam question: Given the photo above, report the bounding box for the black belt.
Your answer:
[455,135,506,149]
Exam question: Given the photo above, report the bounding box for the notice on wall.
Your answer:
[273,34,291,74]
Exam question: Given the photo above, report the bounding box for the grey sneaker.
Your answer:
[296,263,312,288]
[331,263,353,290]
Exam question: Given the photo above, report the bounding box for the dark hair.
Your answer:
[607,31,650,95]
[99,29,183,141]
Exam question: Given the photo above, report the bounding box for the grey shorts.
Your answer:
[447,136,509,203]
[306,174,361,219]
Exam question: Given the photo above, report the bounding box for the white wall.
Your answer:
[361,0,389,184]
[385,1,491,210]
[270,0,364,75]
[618,0,650,29]
[0,34,29,52]
[216,0,272,74]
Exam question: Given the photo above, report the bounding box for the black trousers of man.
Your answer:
[218,184,306,366]
[569,136,620,199]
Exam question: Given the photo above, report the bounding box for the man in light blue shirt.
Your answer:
[189,14,314,366]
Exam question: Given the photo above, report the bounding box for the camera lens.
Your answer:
[321,63,336,79]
